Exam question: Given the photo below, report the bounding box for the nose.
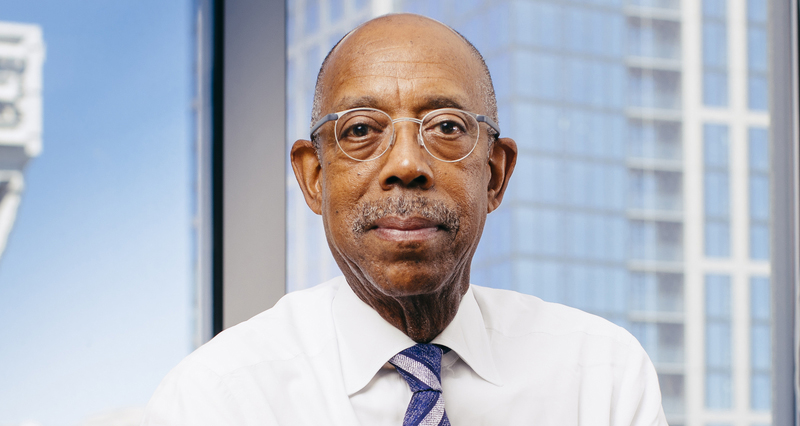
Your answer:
[378,121,434,190]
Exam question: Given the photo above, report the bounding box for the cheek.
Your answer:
[429,171,489,251]
[319,163,376,237]
[443,163,489,210]
[321,176,354,225]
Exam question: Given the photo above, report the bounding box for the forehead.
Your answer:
[320,17,485,114]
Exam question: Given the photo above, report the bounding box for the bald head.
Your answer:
[309,14,498,147]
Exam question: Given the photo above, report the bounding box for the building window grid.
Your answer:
[622,6,685,268]
[416,2,627,323]
[463,2,642,366]
[471,2,633,304]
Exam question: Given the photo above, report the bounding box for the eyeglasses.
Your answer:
[309,107,501,163]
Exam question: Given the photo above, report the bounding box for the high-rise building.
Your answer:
[285,1,772,425]
[0,22,44,261]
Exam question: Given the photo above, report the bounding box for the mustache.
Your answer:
[352,196,460,235]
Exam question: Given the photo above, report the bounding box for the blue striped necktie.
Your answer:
[389,344,451,426]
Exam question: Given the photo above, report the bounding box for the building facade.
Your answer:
[0,22,44,261]
[285,1,772,425]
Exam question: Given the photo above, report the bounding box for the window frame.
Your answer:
[769,0,799,424]
[197,0,800,423]
[195,0,287,337]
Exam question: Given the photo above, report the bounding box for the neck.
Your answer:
[346,271,470,343]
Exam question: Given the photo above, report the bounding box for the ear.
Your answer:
[290,139,323,215]
[486,137,517,213]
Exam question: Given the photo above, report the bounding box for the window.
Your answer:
[702,0,729,107]
[750,277,771,410]
[747,0,769,111]
[628,69,682,109]
[704,124,730,257]
[627,18,681,60]
[704,70,729,107]
[748,76,769,111]
[706,274,733,409]
[749,127,770,260]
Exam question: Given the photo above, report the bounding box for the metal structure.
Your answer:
[0,22,44,262]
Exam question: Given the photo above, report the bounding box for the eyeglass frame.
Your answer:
[309,107,502,163]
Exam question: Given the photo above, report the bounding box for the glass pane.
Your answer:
[286,1,774,425]
[0,1,193,425]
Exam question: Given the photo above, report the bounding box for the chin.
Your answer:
[368,265,459,298]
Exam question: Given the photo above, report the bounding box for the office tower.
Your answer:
[0,22,44,261]
[286,1,772,425]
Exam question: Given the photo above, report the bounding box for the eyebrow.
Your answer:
[419,96,467,111]
[335,95,383,111]
[334,95,470,114]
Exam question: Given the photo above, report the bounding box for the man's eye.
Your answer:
[351,124,369,137]
[342,123,373,139]
[438,121,463,135]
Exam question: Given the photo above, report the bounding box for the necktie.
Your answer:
[389,344,451,426]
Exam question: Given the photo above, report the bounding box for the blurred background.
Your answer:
[0,0,785,425]
[0,1,192,425]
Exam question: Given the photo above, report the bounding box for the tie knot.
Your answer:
[389,343,444,393]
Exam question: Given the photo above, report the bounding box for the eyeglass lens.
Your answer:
[334,109,480,162]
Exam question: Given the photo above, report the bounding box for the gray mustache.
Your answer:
[352,196,461,235]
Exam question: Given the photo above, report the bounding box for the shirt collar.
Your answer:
[332,277,503,396]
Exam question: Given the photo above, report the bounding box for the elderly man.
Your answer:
[142,14,667,426]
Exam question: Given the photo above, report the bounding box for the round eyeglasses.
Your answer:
[309,108,501,163]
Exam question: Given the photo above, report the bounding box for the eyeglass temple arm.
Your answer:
[476,115,501,138]
[309,113,340,138]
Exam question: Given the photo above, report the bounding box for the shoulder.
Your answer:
[141,278,346,425]
[469,286,667,425]
[471,284,637,347]
[180,277,343,377]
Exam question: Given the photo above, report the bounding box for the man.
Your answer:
[142,14,667,426]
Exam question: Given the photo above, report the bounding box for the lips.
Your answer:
[370,216,441,242]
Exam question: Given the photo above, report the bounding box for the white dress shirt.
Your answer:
[141,276,668,426]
